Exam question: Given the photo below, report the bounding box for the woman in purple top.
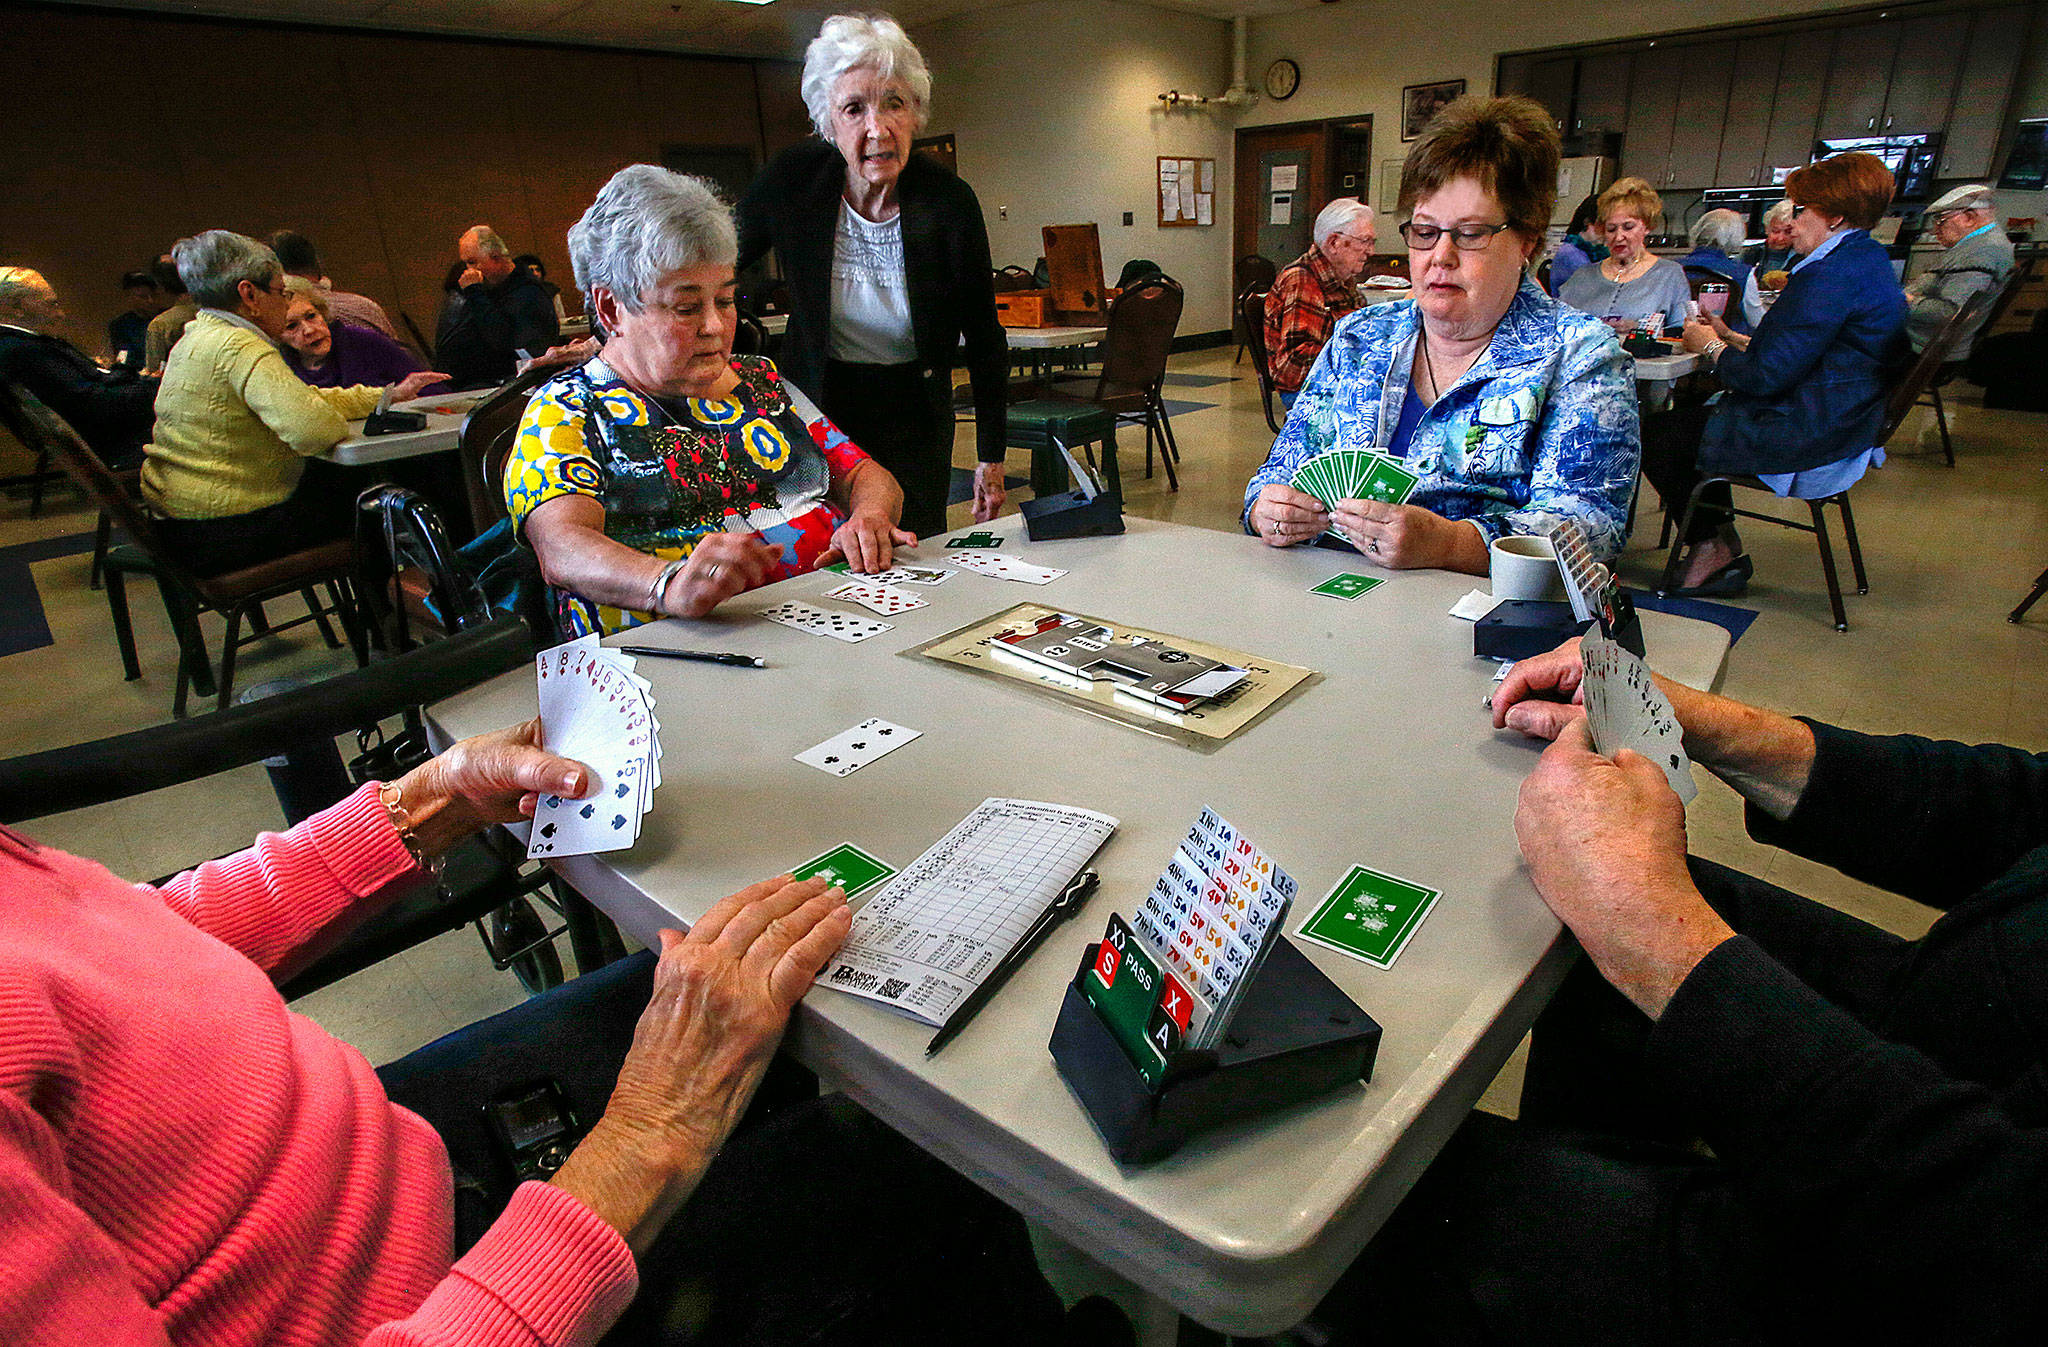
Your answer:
[280,277,444,392]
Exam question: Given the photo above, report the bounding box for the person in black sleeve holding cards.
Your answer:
[1313,637,2048,1346]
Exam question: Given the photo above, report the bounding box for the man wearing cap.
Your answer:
[1905,185,2013,360]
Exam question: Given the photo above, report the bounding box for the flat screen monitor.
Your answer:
[1812,133,1942,203]
[1999,118,2048,191]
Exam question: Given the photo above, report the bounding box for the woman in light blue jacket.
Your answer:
[1246,96,1640,571]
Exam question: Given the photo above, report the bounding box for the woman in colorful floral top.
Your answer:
[506,165,911,637]
[1245,96,1640,572]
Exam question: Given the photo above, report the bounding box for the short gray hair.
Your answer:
[1313,198,1374,248]
[174,230,279,310]
[1691,208,1746,256]
[568,165,738,315]
[801,13,932,141]
[462,226,511,259]
[1764,198,1796,230]
[0,266,50,323]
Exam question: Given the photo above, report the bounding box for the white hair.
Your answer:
[1691,209,1746,256]
[0,266,49,323]
[1764,198,1796,229]
[568,165,737,315]
[801,13,933,141]
[1313,198,1374,248]
[174,230,279,311]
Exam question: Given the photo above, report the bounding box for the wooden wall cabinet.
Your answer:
[1942,5,2030,178]
[1621,46,1684,185]
[1759,32,1832,178]
[1573,52,1634,137]
[1715,36,1783,188]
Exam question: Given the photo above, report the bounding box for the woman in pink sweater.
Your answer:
[0,720,1062,1345]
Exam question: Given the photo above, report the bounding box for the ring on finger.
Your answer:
[708,561,723,580]
[1368,539,1381,556]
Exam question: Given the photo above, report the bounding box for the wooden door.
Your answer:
[1528,57,1576,134]
[1940,5,2028,178]
[1816,24,1900,139]
[1715,36,1783,188]
[1761,32,1832,181]
[1882,14,1968,134]
[1621,46,1684,185]
[1573,52,1633,138]
[1667,42,1737,188]
[1234,123,1327,277]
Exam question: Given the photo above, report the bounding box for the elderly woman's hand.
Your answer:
[822,509,917,572]
[1249,483,1330,547]
[662,534,780,618]
[386,718,592,859]
[548,874,853,1252]
[392,370,453,402]
[517,338,600,376]
[1331,499,1487,573]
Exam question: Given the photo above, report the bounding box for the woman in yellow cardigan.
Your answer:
[142,231,445,576]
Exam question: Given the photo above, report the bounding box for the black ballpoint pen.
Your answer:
[616,646,765,668]
[926,870,1100,1057]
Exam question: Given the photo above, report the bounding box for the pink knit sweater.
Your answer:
[0,785,637,1346]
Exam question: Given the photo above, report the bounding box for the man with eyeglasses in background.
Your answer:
[1904,183,2013,362]
[1263,198,1376,403]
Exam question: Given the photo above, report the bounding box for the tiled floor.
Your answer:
[3,347,2043,1082]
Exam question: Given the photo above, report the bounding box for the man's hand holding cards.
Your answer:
[529,635,664,858]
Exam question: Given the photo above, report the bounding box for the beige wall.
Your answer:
[0,4,806,358]
[914,0,1237,334]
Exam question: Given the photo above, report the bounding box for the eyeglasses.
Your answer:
[1789,203,1809,218]
[1397,220,1512,251]
[1335,232,1376,249]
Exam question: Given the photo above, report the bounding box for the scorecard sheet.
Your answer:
[815,798,1118,1025]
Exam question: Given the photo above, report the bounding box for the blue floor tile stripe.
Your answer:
[0,530,100,659]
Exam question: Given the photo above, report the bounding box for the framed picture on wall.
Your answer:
[1379,158,1404,213]
[1401,79,1466,141]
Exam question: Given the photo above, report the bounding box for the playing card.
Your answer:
[1310,572,1383,600]
[1295,865,1441,969]
[1580,635,1699,803]
[529,636,660,859]
[1358,456,1421,505]
[946,532,1003,548]
[864,565,953,586]
[825,579,929,616]
[795,717,923,777]
[791,842,897,898]
[760,600,894,644]
[945,552,1066,584]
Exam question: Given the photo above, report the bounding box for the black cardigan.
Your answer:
[737,140,1009,464]
[1647,721,2048,1344]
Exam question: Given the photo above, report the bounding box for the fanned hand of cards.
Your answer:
[529,635,663,858]
[1580,634,1698,803]
[1288,448,1422,520]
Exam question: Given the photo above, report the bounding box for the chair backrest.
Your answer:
[1880,284,1998,445]
[732,307,769,357]
[1682,267,1721,301]
[1116,258,1164,289]
[457,363,559,527]
[1236,254,1278,294]
[1977,258,2032,336]
[1094,275,1184,401]
[354,485,490,650]
[0,381,203,597]
[1238,285,1281,434]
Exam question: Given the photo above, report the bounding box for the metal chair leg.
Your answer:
[246,601,272,637]
[105,568,141,681]
[2011,566,2048,623]
[1835,494,1869,594]
[216,608,246,713]
[1807,500,1849,633]
[28,448,48,518]
[303,587,341,649]
[155,574,216,709]
[1931,385,1955,467]
[1149,402,1180,492]
[90,511,111,591]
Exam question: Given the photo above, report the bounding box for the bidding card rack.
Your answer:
[908,603,1319,751]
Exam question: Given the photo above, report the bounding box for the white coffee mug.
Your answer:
[1490,535,1565,602]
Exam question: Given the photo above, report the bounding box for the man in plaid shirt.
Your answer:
[1264,198,1376,396]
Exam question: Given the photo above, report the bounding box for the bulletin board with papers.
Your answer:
[1158,156,1217,228]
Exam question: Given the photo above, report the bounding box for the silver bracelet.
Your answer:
[646,558,688,611]
[1703,340,1728,364]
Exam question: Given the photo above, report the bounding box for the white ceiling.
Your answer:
[41,0,1333,59]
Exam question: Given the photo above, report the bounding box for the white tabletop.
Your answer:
[761,313,788,336]
[1635,350,1701,383]
[1361,284,1412,306]
[426,516,1729,1336]
[327,390,478,466]
[1005,324,1108,349]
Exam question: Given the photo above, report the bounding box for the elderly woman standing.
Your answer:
[1657,153,1908,594]
[1678,209,1766,335]
[142,232,445,575]
[736,12,1009,538]
[1557,177,1693,336]
[1244,95,1639,571]
[506,166,911,638]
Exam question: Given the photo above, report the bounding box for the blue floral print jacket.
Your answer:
[1243,278,1641,559]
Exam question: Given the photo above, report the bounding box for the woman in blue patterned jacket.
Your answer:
[1245,96,1640,573]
